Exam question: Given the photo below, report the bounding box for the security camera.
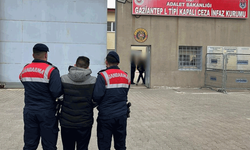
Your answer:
[117,0,127,3]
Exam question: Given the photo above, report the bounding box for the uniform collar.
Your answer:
[32,59,52,65]
[107,65,120,70]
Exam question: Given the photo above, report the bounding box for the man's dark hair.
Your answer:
[33,50,47,59]
[76,56,90,69]
[106,56,118,66]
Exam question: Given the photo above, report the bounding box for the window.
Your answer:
[107,22,115,32]
[178,46,202,70]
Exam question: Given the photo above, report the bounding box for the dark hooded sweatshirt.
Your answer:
[60,66,96,128]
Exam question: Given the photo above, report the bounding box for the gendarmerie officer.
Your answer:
[93,51,130,150]
[19,43,62,150]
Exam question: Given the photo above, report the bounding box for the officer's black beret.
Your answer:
[33,43,49,52]
[107,51,120,63]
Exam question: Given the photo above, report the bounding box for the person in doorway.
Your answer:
[93,51,130,150]
[131,55,136,84]
[19,43,62,150]
[136,58,145,85]
[60,56,96,150]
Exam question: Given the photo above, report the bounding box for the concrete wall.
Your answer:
[107,33,115,50]
[107,11,115,22]
[116,2,250,87]
[0,0,107,86]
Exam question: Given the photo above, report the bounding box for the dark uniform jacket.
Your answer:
[60,66,96,128]
[19,59,62,111]
[93,66,130,120]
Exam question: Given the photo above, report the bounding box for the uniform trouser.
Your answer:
[23,109,59,150]
[97,115,127,150]
[61,126,92,150]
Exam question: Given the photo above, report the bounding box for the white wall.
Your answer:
[0,0,107,84]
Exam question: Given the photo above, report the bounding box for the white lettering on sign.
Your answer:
[211,9,225,17]
[211,9,246,18]
[197,9,210,16]
[166,2,185,7]
[133,0,248,18]
[179,9,196,16]
[167,7,178,15]
[226,10,246,18]
[108,73,128,80]
[135,7,163,15]
[22,67,45,75]
[186,3,212,8]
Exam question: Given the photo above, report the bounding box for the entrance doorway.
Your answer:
[130,46,151,88]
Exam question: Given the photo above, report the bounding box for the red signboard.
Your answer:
[132,0,248,18]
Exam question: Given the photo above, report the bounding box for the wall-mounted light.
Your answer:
[117,0,127,4]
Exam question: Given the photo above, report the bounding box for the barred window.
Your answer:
[178,46,202,71]
[107,22,115,32]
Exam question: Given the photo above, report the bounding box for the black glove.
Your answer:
[127,102,131,118]
[55,98,63,118]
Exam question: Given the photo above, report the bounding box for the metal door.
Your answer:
[145,46,151,88]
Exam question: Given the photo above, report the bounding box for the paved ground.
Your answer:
[1,87,250,150]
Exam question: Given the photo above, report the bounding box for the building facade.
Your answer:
[107,8,116,53]
[116,0,250,88]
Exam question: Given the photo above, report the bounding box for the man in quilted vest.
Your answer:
[60,56,96,150]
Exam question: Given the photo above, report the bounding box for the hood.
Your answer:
[67,66,92,82]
